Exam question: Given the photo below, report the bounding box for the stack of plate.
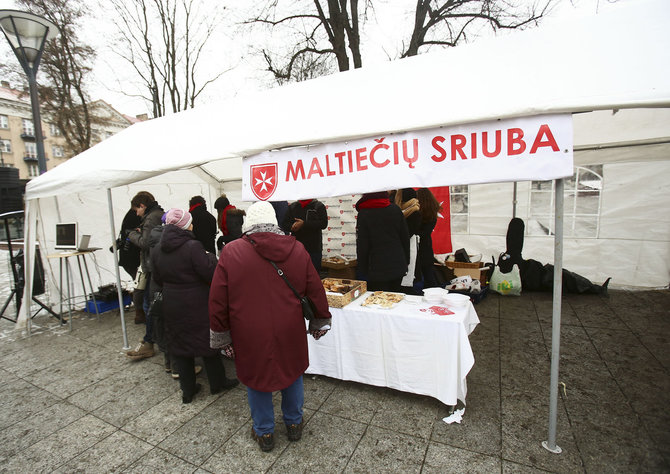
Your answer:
[443,293,471,307]
[423,288,449,303]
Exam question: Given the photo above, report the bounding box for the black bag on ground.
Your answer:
[500,218,525,273]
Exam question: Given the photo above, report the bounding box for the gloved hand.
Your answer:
[309,329,328,340]
[221,344,235,359]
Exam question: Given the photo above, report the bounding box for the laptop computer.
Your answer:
[55,222,78,250]
[78,234,101,251]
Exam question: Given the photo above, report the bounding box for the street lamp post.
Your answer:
[0,10,57,175]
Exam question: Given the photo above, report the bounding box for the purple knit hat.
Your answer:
[165,208,192,230]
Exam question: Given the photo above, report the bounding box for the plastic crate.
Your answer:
[449,286,489,304]
[85,294,132,313]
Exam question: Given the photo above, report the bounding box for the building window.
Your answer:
[22,118,34,136]
[50,123,61,136]
[0,139,11,153]
[52,145,64,158]
[28,163,39,177]
[528,165,603,238]
[0,115,8,129]
[450,185,469,233]
[25,142,37,159]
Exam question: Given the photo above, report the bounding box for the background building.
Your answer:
[0,80,143,213]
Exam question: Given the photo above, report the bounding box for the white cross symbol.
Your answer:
[255,171,273,193]
[437,200,445,219]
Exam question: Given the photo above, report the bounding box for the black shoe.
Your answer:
[182,383,202,404]
[286,420,304,441]
[211,378,239,395]
[251,427,275,452]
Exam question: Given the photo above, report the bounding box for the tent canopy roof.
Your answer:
[25,0,670,201]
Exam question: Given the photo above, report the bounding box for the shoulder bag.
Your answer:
[247,237,317,321]
[268,261,317,321]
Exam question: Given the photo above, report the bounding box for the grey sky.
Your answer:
[1,0,621,117]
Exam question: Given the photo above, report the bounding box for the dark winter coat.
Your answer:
[190,204,217,253]
[271,201,289,231]
[151,224,218,358]
[128,201,164,273]
[148,225,164,292]
[209,231,331,392]
[222,208,245,244]
[115,209,141,279]
[356,203,410,281]
[281,200,328,255]
[416,217,437,282]
[217,208,246,251]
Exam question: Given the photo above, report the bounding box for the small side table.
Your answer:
[46,250,100,331]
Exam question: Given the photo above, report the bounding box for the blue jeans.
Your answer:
[247,375,304,436]
[142,276,153,344]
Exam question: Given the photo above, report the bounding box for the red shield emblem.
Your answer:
[250,163,278,201]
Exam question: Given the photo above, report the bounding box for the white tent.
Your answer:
[19,0,670,454]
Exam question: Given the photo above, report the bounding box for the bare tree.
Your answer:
[108,0,227,118]
[249,0,370,84]
[16,0,96,155]
[402,0,554,57]
[252,0,553,83]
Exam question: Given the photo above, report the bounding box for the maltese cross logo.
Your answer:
[250,163,278,201]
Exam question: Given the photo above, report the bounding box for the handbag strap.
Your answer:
[268,260,303,301]
[247,237,303,302]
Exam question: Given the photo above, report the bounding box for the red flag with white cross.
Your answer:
[429,186,452,254]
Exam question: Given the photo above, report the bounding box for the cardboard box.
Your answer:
[436,261,492,284]
[322,258,357,279]
[322,278,367,308]
[449,262,491,284]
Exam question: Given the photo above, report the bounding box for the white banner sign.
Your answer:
[242,114,573,201]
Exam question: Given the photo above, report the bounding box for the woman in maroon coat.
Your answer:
[152,208,238,403]
[209,201,331,452]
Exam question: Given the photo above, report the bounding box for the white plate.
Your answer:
[404,295,423,305]
[361,292,405,309]
[423,287,449,303]
[443,293,471,307]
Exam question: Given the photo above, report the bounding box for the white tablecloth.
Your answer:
[306,292,480,406]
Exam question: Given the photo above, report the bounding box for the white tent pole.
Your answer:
[20,201,34,334]
[543,178,564,454]
[107,188,130,350]
[512,183,518,218]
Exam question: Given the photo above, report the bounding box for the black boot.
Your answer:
[207,356,239,394]
[182,383,201,404]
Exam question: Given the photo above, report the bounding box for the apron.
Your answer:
[401,235,418,287]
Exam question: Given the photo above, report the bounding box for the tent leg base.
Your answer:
[542,441,562,454]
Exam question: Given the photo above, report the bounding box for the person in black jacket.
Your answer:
[112,208,143,324]
[115,208,141,279]
[126,191,164,359]
[281,199,328,272]
[390,188,421,291]
[355,192,410,292]
[151,208,238,403]
[416,188,441,289]
[213,194,246,252]
[188,196,217,254]
[390,188,421,237]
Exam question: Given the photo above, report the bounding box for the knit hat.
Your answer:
[165,208,192,230]
[242,201,277,233]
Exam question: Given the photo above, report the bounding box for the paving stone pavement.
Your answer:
[0,289,668,473]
